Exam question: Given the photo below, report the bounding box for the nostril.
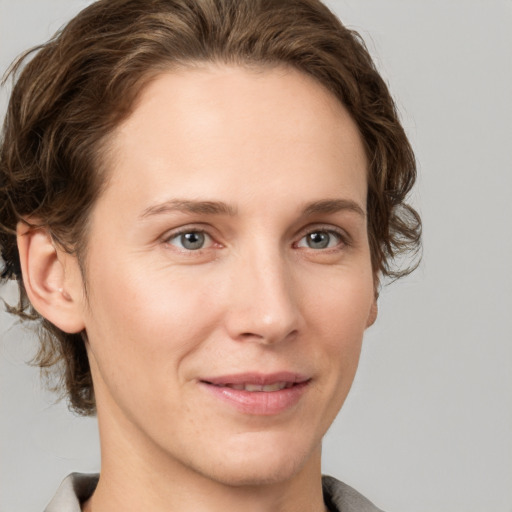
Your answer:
[236,329,299,344]
[239,332,265,340]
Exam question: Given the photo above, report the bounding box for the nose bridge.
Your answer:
[226,238,300,343]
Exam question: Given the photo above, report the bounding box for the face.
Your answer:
[73,65,376,486]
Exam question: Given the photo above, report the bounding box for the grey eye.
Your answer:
[181,232,205,250]
[297,230,341,249]
[169,231,210,250]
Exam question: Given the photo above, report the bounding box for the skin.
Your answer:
[19,64,377,512]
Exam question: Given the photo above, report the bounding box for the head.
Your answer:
[0,0,420,422]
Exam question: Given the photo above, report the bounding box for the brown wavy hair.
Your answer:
[0,0,421,415]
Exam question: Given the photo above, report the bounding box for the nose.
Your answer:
[223,246,301,345]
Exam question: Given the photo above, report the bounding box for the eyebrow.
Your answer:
[140,198,365,219]
[140,199,238,218]
[302,199,366,218]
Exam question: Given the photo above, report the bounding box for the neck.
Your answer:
[85,460,326,512]
[83,396,327,512]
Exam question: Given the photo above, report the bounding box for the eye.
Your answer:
[296,230,343,250]
[167,230,213,251]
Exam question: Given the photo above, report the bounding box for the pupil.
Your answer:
[181,232,204,250]
[308,232,329,249]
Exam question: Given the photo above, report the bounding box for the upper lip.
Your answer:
[200,372,310,386]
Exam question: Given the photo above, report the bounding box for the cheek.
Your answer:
[87,244,214,323]
[82,263,223,429]
[82,256,223,382]
[302,265,375,331]
[302,268,374,377]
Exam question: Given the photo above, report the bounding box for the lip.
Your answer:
[199,372,311,416]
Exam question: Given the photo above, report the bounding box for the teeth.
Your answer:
[244,383,264,392]
[223,382,290,392]
[260,382,288,392]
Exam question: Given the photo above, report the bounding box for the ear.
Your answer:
[366,298,378,328]
[16,222,86,334]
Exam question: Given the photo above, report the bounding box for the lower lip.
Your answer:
[200,381,310,415]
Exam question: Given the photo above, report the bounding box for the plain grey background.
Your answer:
[1,0,511,511]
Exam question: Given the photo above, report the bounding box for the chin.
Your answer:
[193,436,321,488]
[207,457,307,488]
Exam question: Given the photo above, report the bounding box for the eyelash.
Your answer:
[163,225,349,253]
[294,227,348,251]
[164,227,216,253]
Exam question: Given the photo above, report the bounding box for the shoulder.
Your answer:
[322,475,385,512]
[45,473,383,512]
[44,473,99,512]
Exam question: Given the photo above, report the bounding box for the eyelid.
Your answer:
[159,222,350,252]
[162,224,219,251]
[294,224,350,249]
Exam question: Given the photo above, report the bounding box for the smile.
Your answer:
[200,373,311,415]
[210,381,295,392]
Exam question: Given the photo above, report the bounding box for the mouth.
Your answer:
[206,381,297,392]
[199,373,311,415]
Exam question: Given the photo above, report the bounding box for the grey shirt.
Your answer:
[44,473,384,512]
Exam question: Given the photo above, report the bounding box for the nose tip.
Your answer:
[236,313,299,345]
[224,257,301,345]
[232,313,299,346]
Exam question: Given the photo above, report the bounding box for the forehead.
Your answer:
[98,64,367,218]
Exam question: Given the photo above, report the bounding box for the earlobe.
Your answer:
[16,222,85,334]
[366,299,378,328]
